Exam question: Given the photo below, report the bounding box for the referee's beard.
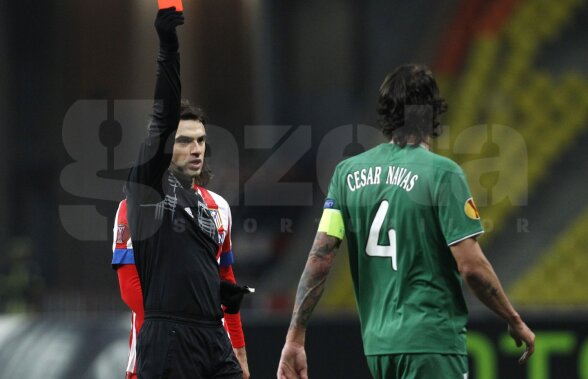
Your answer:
[169,162,200,189]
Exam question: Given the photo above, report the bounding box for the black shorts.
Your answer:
[137,318,242,379]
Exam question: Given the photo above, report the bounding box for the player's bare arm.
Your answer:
[277,232,341,379]
[233,347,249,379]
[450,237,535,364]
[290,232,341,335]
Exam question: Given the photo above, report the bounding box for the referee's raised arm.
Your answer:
[127,7,184,201]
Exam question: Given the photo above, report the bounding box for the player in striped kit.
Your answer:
[112,101,250,379]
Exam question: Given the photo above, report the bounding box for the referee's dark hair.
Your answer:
[377,64,448,147]
[180,99,213,187]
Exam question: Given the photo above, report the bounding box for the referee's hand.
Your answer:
[155,7,184,52]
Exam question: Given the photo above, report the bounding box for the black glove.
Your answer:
[220,280,252,314]
[155,7,185,52]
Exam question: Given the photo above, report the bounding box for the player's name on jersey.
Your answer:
[346,165,419,192]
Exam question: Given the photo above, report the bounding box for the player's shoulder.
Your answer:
[115,198,128,221]
[203,188,230,210]
[334,144,387,171]
[416,148,464,175]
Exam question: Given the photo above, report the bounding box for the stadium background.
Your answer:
[1,0,587,377]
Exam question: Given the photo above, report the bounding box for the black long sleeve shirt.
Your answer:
[126,49,222,322]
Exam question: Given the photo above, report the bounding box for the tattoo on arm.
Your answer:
[290,233,342,330]
[484,281,499,298]
[466,272,499,301]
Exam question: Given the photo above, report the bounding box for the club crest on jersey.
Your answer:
[464,198,480,220]
[116,223,129,245]
[209,209,224,237]
[323,198,336,209]
[116,224,127,243]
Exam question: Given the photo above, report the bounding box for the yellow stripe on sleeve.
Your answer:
[317,208,345,240]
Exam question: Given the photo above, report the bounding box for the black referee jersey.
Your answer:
[125,49,223,323]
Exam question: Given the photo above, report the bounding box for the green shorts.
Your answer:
[366,353,468,379]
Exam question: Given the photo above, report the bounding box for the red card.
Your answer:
[158,0,183,11]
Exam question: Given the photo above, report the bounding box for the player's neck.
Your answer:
[419,140,430,150]
[389,137,430,150]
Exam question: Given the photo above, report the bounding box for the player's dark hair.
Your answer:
[377,64,448,147]
[180,99,213,187]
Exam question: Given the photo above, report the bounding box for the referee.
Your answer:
[125,8,243,378]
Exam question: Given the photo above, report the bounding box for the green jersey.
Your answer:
[324,143,484,356]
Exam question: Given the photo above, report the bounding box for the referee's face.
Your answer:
[172,120,206,179]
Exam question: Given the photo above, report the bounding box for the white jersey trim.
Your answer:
[112,201,122,253]
[126,312,138,373]
[447,231,484,246]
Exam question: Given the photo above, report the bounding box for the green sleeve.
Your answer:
[435,167,484,246]
[324,164,343,211]
[318,165,346,239]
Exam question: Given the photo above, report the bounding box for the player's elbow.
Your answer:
[118,280,143,311]
[307,254,334,277]
[452,241,491,282]
[459,260,491,292]
[460,266,483,287]
[119,285,131,304]
[119,286,133,308]
[457,260,477,277]
[458,258,492,289]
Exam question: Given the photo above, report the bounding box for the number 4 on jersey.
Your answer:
[366,201,397,270]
